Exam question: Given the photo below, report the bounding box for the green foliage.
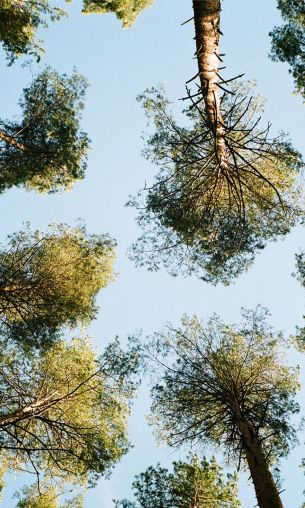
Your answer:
[0,223,115,347]
[82,0,153,27]
[0,0,153,62]
[115,455,240,508]
[0,0,65,62]
[149,308,299,464]
[16,483,83,508]
[270,0,305,98]
[293,251,305,348]
[130,85,304,284]
[0,335,139,485]
[0,68,89,194]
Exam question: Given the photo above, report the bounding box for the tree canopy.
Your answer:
[0,0,153,63]
[294,251,305,348]
[0,335,139,486]
[82,0,153,27]
[16,484,83,508]
[270,0,305,99]
[147,308,299,508]
[0,68,89,194]
[115,455,240,508]
[0,0,65,62]
[0,223,115,347]
[130,85,304,284]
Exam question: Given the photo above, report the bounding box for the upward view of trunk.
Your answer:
[237,420,284,508]
[192,0,228,169]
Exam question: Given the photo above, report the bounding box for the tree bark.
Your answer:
[192,0,228,169]
[237,420,284,508]
[0,130,27,151]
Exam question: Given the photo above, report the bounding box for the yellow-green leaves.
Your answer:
[16,484,83,508]
[0,223,115,347]
[115,455,241,508]
[0,1,65,62]
[149,308,299,463]
[130,84,304,284]
[0,336,139,485]
[82,0,153,27]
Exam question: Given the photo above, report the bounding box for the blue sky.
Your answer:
[1,0,305,506]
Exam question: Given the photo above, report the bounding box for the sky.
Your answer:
[1,0,305,506]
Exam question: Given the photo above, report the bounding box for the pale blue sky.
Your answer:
[1,1,305,506]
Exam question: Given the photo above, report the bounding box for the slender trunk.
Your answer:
[192,0,228,169]
[237,420,284,508]
[0,130,27,151]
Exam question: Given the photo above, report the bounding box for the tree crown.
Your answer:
[129,84,304,284]
[115,455,240,508]
[0,335,140,485]
[0,223,115,347]
[148,308,299,465]
[0,68,89,194]
[270,0,305,99]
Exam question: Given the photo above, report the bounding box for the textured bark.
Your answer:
[237,420,284,508]
[0,129,26,151]
[192,0,228,169]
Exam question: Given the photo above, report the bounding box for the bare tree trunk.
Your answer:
[192,0,228,169]
[0,130,27,151]
[237,421,284,508]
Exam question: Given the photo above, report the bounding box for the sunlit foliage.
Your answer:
[115,455,240,508]
[0,68,89,194]
[0,223,115,347]
[0,336,139,485]
[270,0,305,99]
[0,0,65,62]
[130,85,304,284]
[82,0,153,27]
[294,251,305,348]
[16,483,83,508]
[148,307,299,462]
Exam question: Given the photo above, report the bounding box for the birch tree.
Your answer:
[148,308,299,508]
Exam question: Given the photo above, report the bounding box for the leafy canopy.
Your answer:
[0,68,89,194]
[82,0,153,27]
[16,484,83,508]
[115,455,240,508]
[0,0,153,62]
[149,308,299,465]
[130,85,304,284]
[0,223,115,347]
[270,0,305,99]
[0,335,139,485]
[0,0,65,62]
[294,251,305,348]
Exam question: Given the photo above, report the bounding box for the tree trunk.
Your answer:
[0,130,27,151]
[192,0,228,169]
[237,420,284,508]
